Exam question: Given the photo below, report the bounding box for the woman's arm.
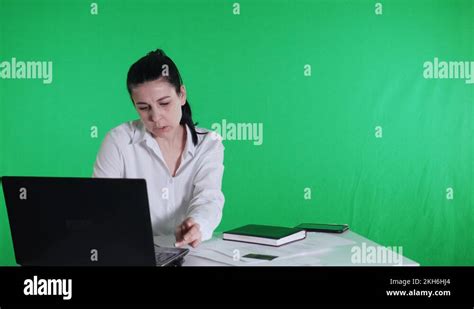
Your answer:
[177,140,225,245]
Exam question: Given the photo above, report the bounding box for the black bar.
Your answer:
[0,266,472,305]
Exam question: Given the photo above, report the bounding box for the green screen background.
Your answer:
[1,0,473,265]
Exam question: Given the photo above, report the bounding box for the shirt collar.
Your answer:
[131,120,195,158]
[182,123,196,159]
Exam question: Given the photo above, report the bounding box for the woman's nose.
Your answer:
[150,107,162,122]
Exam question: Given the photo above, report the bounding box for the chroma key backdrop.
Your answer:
[0,0,473,266]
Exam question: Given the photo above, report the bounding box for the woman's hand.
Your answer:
[175,217,202,248]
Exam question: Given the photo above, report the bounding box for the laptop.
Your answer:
[1,176,189,266]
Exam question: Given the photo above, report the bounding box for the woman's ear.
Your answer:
[179,85,187,106]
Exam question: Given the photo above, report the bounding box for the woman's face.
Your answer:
[131,78,186,138]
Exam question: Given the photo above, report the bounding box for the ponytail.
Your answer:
[180,100,206,146]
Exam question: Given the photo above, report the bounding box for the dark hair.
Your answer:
[126,49,206,145]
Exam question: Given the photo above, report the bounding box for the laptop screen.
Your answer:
[2,176,157,266]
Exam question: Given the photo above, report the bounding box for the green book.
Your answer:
[222,224,306,247]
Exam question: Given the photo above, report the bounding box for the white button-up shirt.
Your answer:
[92,119,225,241]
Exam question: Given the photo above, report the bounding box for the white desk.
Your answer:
[154,230,419,266]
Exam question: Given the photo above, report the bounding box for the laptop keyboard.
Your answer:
[155,252,177,264]
[154,245,189,266]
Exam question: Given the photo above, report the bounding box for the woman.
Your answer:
[93,49,225,248]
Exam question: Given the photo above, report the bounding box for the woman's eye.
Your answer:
[138,103,168,110]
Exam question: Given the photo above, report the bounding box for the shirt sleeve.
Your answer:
[186,140,225,241]
[92,132,124,178]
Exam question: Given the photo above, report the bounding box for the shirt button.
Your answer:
[169,178,173,184]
